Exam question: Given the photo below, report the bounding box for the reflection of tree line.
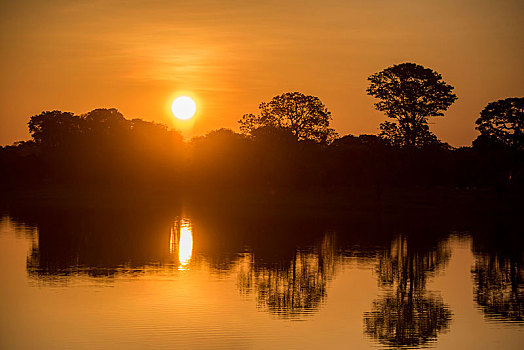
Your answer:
[471,227,523,322]
[237,234,337,319]
[364,236,452,348]
[6,204,523,331]
[472,254,523,322]
[20,208,181,278]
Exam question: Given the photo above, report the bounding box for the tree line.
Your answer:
[1,62,523,194]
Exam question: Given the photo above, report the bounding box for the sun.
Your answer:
[171,96,196,120]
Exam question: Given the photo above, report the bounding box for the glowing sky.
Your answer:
[1,0,522,146]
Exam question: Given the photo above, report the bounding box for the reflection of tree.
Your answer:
[364,236,452,347]
[21,208,180,279]
[375,236,450,289]
[472,252,523,322]
[237,234,337,319]
[365,292,452,347]
[471,224,524,323]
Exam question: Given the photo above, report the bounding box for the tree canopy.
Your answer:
[367,63,457,148]
[22,108,185,187]
[239,92,336,143]
[475,97,524,151]
[28,110,79,148]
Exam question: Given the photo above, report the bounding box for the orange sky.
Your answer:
[1,0,523,146]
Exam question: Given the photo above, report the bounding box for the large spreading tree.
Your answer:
[474,97,524,152]
[239,92,336,143]
[367,63,457,148]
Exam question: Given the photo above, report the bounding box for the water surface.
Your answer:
[0,202,522,349]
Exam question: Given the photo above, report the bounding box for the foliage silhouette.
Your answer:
[1,92,524,193]
[188,128,253,188]
[28,110,79,148]
[15,108,185,188]
[239,92,337,143]
[473,98,524,190]
[367,63,457,148]
[379,120,442,148]
[475,97,524,152]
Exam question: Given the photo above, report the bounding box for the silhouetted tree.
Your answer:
[367,63,457,147]
[475,97,524,152]
[473,98,524,190]
[189,129,252,187]
[239,92,337,143]
[28,110,81,149]
[379,120,440,147]
[83,108,128,136]
[0,140,43,188]
[22,108,186,188]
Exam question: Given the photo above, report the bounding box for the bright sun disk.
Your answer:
[171,96,196,120]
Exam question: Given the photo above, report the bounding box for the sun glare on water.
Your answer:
[170,219,193,269]
[171,96,196,120]
[178,224,193,267]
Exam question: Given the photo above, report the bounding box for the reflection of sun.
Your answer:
[170,218,193,269]
[171,96,196,120]
[178,223,193,267]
